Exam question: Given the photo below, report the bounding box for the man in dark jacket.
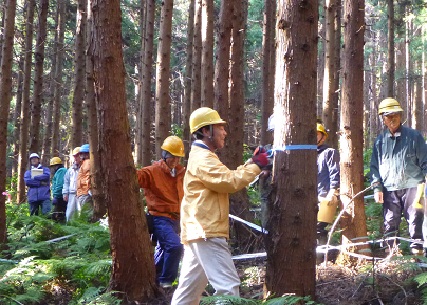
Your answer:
[370,97,427,255]
[23,153,51,216]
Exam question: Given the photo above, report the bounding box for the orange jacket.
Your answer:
[76,159,91,197]
[137,160,185,219]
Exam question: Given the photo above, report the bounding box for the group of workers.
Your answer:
[22,97,427,303]
[24,144,92,222]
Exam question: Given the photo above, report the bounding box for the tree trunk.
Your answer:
[29,0,49,155]
[141,0,155,167]
[260,0,275,146]
[154,0,174,158]
[214,0,231,117]
[90,0,159,302]
[17,0,35,203]
[387,0,395,97]
[191,0,202,112]
[0,0,17,245]
[71,0,87,148]
[201,0,213,107]
[182,0,194,161]
[322,0,339,148]
[264,0,318,298]
[50,0,66,159]
[12,55,24,178]
[338,0,369,259]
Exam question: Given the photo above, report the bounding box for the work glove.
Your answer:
[413,183,425,210]
[374,191,384,203]
[251,146,269,169]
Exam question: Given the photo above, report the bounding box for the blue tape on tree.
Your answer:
[274,145,317,151]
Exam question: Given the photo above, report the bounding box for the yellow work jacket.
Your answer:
[180,144,261,244]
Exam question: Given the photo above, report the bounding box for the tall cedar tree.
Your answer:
[264,0,318,298]
[201,0,213,106]
[71,0,87,148]
[90,0,159,301]
[141,0,155,167]
[0,0,17,244]
[154,0,173,158]
[322,0,340,148]
[260,0,275,146]
[17,0,35,203]
[29,0,49,156]
[191,0,202,111]
[183,0,194,160]
[338,0,369,256]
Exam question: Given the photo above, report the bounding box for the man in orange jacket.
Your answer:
[137,136,185,288]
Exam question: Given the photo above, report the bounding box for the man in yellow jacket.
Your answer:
[171,107,268,305]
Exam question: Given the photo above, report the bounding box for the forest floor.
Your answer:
[234,252,427,305]
[157,251,427,305]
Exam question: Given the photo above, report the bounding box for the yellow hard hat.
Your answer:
[378,97,404,115]
[317,123,328,137]
[161,136,185,157]
[72,147,81,156]
[189,107,226,134]
[50,157,62,166]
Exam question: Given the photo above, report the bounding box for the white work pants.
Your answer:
[65,193,77,221]
[171,237,240,305]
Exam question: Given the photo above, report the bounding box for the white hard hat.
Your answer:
[29,153,40,159]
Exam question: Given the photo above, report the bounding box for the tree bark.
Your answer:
[264,0,318,298]
[154,0,174,158]
[17,0,35,203]
[260,0,275,146]
[90,0,159,301]
[29,0,49,155]
[387,0,395,97]
[191,0,202,112]
[72,0,88,148]
[182,0,194,161]
[322,0,340,148]
[338,0,369,259]
[0,0,17,245]
[201,0,213,107]
[141,0,155,167]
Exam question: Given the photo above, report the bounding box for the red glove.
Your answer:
[252,146,268,169]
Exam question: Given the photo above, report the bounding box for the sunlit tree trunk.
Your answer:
[71,0,87,147]
[154,0,173,158]
[90,0,159,301]
[0,0,17,244]
[141,0,155,167]
[264,0,318,298]
[29,0,49,155]
[201,0,213,107]
[338,0,369,259]
[17,0,35,203]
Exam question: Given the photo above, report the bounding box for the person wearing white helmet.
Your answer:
[171,107,268,305]
[23,153,52,216]
[370,97,427,255]
[136,136,185,289]
[63,147,82,221]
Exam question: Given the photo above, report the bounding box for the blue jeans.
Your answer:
[29,199,52,216]
[383,187,423,249]
[152,216,183,284]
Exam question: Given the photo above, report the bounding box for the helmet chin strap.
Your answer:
[207,125,219,150]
